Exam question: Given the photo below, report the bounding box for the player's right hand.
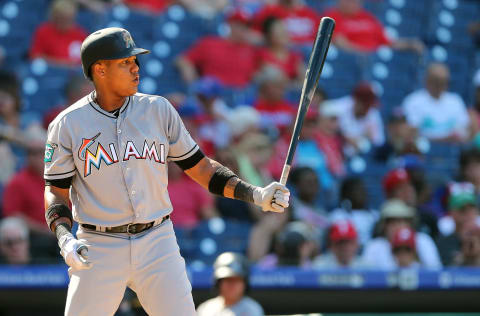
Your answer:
[60,236,92,270]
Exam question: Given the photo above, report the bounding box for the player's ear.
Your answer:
[92,61,107,79]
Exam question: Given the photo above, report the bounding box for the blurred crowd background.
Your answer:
[1,0,480,277]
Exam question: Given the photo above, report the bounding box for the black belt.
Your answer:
[81,215,170,234]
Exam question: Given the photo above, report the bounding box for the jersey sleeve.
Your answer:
[44,117,76,180]
[164,99,199,162]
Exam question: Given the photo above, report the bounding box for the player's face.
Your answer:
[104,56,140,97]
[219,276,245,304]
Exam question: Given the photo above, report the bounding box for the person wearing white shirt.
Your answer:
[362,199,442,270]
[334,82,385,152]
[402,63,469,141]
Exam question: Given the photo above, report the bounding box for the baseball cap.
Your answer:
[352,82,378,106]
[193,76,223,98]
[380,199,415,219]
[329,221,357,243]
[320,101,341,118]
[391,227,416,250]
[227,10,250,24]
[383,168,410,195]
[448,182,477,210]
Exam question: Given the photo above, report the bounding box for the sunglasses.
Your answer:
[2,238,26,247]
[393,246,414,253]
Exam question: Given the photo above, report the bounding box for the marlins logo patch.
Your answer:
[122,31,134,48]
[44,143,58,163]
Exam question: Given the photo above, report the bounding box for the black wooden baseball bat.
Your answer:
[279,17,335,185]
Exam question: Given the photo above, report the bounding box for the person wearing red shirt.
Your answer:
[322,0,423,53]
[168,163,217,229]
[124,0,170,14]
[176,11,257,88]
[316,99,345,178]
[257,16,305,84]
[29,0,87,66]
[253,0,320,45]
[253,66,296,131]
[2,129,51,238]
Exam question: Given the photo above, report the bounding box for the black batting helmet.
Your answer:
[213,252,249,283]
[80,27,149,80]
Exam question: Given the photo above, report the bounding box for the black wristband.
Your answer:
[208,166,238,196]
[55,222,72,241]
[45,203,73,232]
[233,180,255,204]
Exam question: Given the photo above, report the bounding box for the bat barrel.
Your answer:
[283,17,335,168]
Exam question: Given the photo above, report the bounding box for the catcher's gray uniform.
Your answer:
[197,296,264,316]
[45,92,197,315]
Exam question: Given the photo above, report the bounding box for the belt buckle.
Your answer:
[126,223,135,234]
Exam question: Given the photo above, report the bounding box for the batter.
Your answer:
[43,27,290,316]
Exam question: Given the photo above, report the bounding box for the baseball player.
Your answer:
[43,27,290,316]
[197,252,264,316]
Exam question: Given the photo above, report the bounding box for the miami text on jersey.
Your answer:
[78,133,166,177]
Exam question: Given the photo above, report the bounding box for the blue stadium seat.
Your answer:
[187,218,252,264]
[19,60,79,115]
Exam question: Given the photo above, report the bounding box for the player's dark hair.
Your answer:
[340,177,367,210]
[0,71,21,112]
[262,16,281,43]
[289,166,316,186]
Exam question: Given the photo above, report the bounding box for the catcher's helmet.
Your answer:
[213,252,249,282]
[80,27,149,80]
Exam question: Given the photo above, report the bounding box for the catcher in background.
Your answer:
[197,252,264,316]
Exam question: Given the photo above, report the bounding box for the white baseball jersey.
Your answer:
[44,92,198,226]
[197,296,264,316]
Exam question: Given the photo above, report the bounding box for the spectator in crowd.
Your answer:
[402,63,470,142]
[43,75,94,129]
[180,0,229,19]
[312,221,369,269]
[253,66,296,131]
[29,0,87,66]
[391,227,420,269]
[383,168,416,207]
[2,128,57,258]
[383,167,438,238]
[176,10,257,88]
[459,148,480,197]
[374,109,423,163]
[168,163,218,229]
[0,217,31,265]
[197,252,264,316]
[123,0,171,14]
[363,199,442,269]
[322,0,423,53]
[437,182,480,266]
[333,82,385,155]
[288,167,329,236]
[296,108,335,198]
[253,0,320,46]
[454,224,480,266]
[256,17,305,85]
[469,70,480,140]
[187,77,231,157]
[0,73,42,173]
[315,100,345,178]
[330,177,378,248]
[257,221,316,268]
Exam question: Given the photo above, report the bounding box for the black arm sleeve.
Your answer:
[45,177,73,189]
[174,149,205,170]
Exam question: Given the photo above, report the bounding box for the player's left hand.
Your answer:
[60,236,93,270]
[253,182,290,213]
